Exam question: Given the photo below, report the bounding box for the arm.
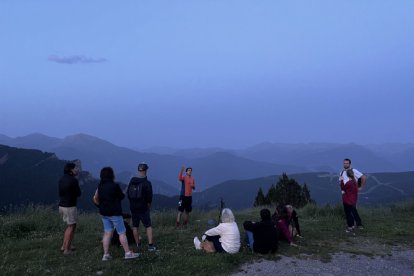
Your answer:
[243,221,255,232]
[191,177,195,190]
[178,165,185,181]
[115,184,125,200]
[205,223,224,237]
[358,175,367,191]
[145,181,153,208]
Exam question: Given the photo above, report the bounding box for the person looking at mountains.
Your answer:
[97,167,139,261]
[127,162,157,252]
[58,162,81,255]
[340,169,363,233]
[176,165,195,228]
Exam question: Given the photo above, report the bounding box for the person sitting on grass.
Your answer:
[193,208,240,254]
[272,204,300,247]
[243,208,278,254]
[97,167,139,261]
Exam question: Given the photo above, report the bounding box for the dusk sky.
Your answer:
[1,1,413,149]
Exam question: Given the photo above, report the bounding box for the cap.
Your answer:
[138,162,149,171]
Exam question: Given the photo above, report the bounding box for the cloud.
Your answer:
[48,55,107,64]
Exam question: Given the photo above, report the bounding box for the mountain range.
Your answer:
[1,144,413,211]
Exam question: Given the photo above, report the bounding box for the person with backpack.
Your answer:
[340,169,363,232]
[243,208,278,254]
[58,162,81,255]
[127,162,157,252]
[340,158,367,191]
[176,165,195,228]
[97,167,139,261]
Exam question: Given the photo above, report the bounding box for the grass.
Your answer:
[1,202,414,275]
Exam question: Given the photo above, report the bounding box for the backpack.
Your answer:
[127,179,143,200]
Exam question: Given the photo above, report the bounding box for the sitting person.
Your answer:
[193,208,240,254]
[243,208,278,254]
[272,204,301,247]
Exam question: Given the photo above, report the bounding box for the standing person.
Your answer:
[176,165,195,228]
[127,163,157,251]
[340,158,367,191]
[97,167,139,261]
[58,162,81,255]
[193,208,240,254]
[340,169,363,232]
[243,208,278,254]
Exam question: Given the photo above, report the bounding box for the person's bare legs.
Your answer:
[119,233,132,253]
[132,227,141,245]
[146,227,153,244]
[176,212,182,226]
[102,231,113,255]
[62,224,76,254]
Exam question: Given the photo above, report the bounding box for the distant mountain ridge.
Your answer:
[1,133,414,192]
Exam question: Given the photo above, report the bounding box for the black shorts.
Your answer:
[131,210,151,228]
[178,196,192,213]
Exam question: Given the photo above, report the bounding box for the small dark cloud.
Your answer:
[48,55,107,64]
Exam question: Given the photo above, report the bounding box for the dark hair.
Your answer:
[344,158,352,164]
[346,169,355,179]
[100,167,115,181]
[260,208,271,221]
[64,162,76,175]
[186,167,192,172]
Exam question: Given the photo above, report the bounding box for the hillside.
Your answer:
[193,171,414,210]
[0,203,413,275]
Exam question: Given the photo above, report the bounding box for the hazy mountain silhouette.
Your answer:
[193,171,414,210]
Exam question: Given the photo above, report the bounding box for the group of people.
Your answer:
[57,157,367,259]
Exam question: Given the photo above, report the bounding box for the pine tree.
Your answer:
[254,187,266,207]
[254,173,314,208]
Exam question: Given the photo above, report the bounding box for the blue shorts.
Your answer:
[101,215,126,235]
[132,210,152,228]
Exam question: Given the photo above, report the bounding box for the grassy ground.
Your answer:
[1,202,413,276]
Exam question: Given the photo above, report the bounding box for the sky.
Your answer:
[1,0,414,149]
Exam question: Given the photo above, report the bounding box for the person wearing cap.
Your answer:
[127,163,157,252]
[176,165,196,228]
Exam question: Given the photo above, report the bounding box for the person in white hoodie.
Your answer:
[193,208,240,253]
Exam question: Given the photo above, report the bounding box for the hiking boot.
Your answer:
[124,251,139,260]
[194,237,201,250]
[102,254,112,261]
[148,244,157,252]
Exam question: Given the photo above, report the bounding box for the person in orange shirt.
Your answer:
[176,165,195,228]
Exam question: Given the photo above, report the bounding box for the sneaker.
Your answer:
[124,251,139,260]
[357,225,364,230]
[345,227,354,233]
[102,254,112,261]
[194,237,201,250]
[148,244,157,252]
[63,250,74,256]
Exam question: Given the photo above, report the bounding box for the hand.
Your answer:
[181,165,185,170]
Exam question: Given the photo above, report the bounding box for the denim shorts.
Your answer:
[101,215,126,235]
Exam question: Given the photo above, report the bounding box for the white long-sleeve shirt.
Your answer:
[204,222,240,254]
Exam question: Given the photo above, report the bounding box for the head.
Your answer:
[63,162,78,176]
[185,167,192,176]
[221,208,235,223]
[138,162,149,176]
[260,208,271,221]
[100,166,115,182]
[346,168,355,179]
[343,158,352,169]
